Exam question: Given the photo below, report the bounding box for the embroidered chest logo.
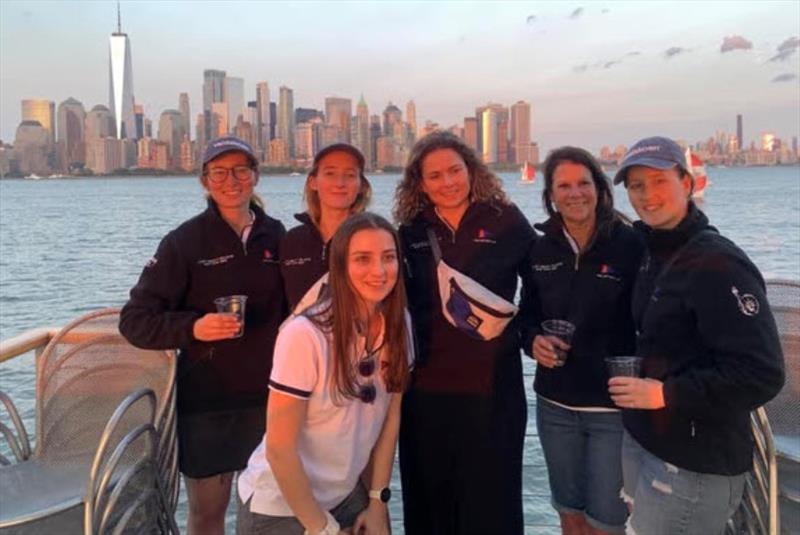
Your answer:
[283,256,312,267]
[731,286,760,316]
[473,228,496,244]
[197,254,234,267]
[262,249,279,263]
[408,241,431,250]
[532,261,563,272]
[597,263,622,281]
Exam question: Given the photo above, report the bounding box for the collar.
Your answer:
[635,202,715,256]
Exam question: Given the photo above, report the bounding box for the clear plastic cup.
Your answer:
[605,356,643,377]
[541,319,576,366]
[214,295,247,338]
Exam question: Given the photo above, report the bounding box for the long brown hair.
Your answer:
[393,131,509,225]
[541,146,628,237]
[304,212,410,400]
[303,144,372,225]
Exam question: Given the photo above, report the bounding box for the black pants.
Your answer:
[399,387,526,535]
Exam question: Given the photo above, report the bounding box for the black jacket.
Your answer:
[279,213,328,312]
[521,217,644,408]
[119,200,288,414]
[400,202,536,397]
[624,203,784,475]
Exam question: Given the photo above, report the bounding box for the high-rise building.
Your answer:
[510,101,532,165]
[22,99,55,144]
[325,97,352,143]
[108,3,136,139]
[203,69,226,140]
[277,86,295,158]
[269,102,277,141]
[158,109,185,168]
[134,104,145,138]
[464,117,478,152]
[14,120,53,175]
[476,103,507,162]
[179,93,191,140]
[481,108,499,164]
[57,97,86,169]
[295,122,315,161]
[211,102,228,139]
[256,82,271,151]
[383,103,402,137]
[85,105,115,140]
[296,108,324,124]
[355,95,371,170]
[736,114,743,151]
[224,76,244,132]
[406,100,417,141]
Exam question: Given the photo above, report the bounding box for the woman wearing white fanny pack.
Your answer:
[280,144,372,315]
[394,131,536,535]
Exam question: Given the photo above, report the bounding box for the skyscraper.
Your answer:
[325,97,352,143]
[464,117,478,152]
[481,108,499,164]
[57,97,86,169]
[736,114,743,151]
[383,103,402,137]
[355,95,371,170]
[158,109,185,168]
[277,86,295,158]
[108,3,136,139]
[256,82,271,151]
[21,99,55,144]
[179,93,191,140]
[406,100,417,140]
[202,69,226,140]
[224,76,244,132]
[510,101,531,165]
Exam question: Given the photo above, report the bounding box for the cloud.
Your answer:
[603,60,620,69]
[720,35,753,53]
[664,47,686,58]
[771,73,797,83]
[601,8,610,14]
[573,64,589,73]
[769,37,799,62]
[569,7,583,19]
[624,51,641,57]
[526,14,537,24]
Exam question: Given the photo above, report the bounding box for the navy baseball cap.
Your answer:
[202,136,258,167]
[614,136,688,185]
[312,143,366,173]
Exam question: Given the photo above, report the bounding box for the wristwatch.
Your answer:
[369,487,392,503]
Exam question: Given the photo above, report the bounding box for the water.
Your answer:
[1,166,799,532]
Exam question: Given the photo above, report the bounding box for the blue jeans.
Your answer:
[536,397,628,533]
[621,431,745,535]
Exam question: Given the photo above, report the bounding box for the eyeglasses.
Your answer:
[206,166,254,183]
[357,351,377,404]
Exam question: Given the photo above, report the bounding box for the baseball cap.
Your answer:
[202,136,258,167]
[311,143,366,174]
[614,136,688,185]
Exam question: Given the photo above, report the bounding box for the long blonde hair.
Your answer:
[393,131,509,225]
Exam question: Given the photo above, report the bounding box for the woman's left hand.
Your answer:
[352,501,389,535]
[608,377,666,409]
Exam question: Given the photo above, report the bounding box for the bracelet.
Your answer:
[303,511,340,535]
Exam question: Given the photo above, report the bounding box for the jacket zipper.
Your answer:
[690,420,696,438]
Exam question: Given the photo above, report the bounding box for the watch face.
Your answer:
[380,488,391,502]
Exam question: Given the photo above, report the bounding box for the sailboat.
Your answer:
[520,161,535,184]
[685,149,710,199]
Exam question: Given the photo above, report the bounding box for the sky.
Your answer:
[1,0,799,153]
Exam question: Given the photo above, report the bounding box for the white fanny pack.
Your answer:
[427,228,517,341]
[293,272,330,315]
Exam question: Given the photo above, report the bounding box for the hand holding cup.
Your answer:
[538,320,575,367]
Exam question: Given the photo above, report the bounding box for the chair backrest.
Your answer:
[34,309,175,464]
[764,280,800,443]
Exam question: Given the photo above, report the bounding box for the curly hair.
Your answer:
[393,131,509,224]
[541,146,628,237]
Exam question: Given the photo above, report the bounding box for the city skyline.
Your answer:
[1,1,798,153]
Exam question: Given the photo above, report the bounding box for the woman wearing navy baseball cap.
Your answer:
[120,136,288,534]
[610,136,784,534]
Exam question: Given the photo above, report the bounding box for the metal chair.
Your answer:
[0,308,178,534]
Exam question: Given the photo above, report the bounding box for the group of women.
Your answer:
[119,131,784,535]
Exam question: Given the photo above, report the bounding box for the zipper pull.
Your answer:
[690,421,696,437]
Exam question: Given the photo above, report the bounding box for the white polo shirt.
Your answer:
[238,312,413,516]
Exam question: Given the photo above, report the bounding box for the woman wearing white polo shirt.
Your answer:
[237,212,413,535]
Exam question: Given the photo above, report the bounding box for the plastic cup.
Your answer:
[541,319,576,366]
[214,295,247,338]
[605,356,643,377]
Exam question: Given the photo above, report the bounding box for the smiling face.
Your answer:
[202,151,257,211]
[626,165,692,230]
[347,228,399,313]
[550,161,598,229]
[309,150,363,214]
[420,148,471,214]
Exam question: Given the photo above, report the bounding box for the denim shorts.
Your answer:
[235,482,368,535]
[621,431,745,535]
[536,397,628,533]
